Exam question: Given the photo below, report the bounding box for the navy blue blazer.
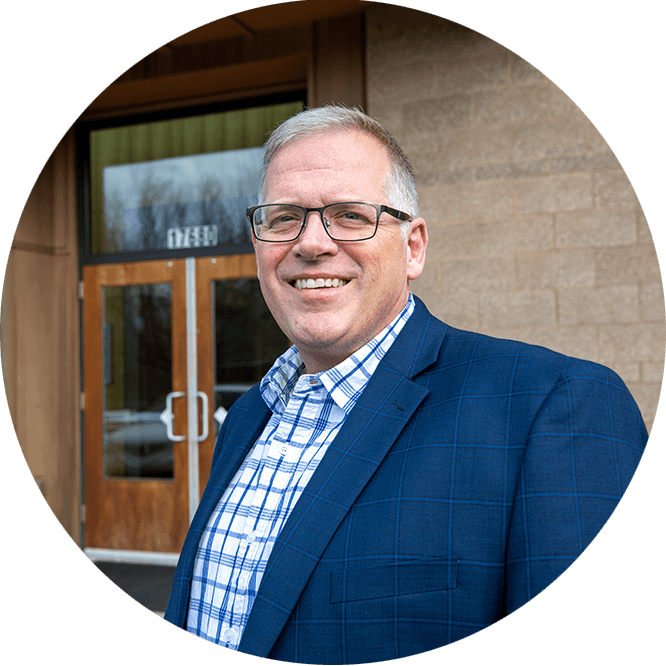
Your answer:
[165,297,647,663]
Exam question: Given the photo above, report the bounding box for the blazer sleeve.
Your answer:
[504,358,648,613]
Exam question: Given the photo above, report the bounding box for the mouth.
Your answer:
[290,277,350,290]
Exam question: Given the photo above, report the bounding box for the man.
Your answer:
[165,105,647,663]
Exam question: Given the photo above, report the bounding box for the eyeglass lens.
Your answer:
[253,203,379,241]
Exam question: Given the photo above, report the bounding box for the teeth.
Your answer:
[294,278,348,290]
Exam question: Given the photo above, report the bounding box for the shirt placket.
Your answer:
[216,464,262,648]
[224,380,320,648]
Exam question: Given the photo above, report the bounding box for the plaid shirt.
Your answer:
[186,294,415,649]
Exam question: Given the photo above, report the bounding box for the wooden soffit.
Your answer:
[170,0,369,44]
[80,0,369,120]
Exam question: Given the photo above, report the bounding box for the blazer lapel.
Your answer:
[239,298,448,657]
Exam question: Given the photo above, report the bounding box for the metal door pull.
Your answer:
[160,392,186,441]
[160,391,208,442]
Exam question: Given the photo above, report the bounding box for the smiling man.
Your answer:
[252,127,427,373]
[165,106,647,664]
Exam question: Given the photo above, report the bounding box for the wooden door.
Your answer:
[83,255,289,555]
[83,260,189,552]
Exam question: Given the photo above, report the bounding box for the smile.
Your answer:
[292,278,350,290]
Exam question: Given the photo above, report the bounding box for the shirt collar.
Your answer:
[260,294,415,415]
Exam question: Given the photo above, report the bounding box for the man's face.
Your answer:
[255,130,427,373]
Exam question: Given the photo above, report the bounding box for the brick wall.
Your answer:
[366,4,664,430]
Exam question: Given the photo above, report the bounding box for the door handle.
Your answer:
[159,391,186,442]
[196,391,209,442]
[160,391,208,442]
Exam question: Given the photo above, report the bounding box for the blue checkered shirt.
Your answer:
[186,294,415,648]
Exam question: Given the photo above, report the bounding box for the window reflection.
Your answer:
[213,279,290,429]
[102,149,261,253]
[89,100,304,255]
[103,283,174,479]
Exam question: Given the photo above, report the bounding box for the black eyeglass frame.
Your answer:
[246,202,412,243]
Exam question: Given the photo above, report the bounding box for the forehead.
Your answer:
[264,130,392,201]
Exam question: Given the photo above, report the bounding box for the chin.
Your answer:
[292,324,352,355]
[296,330,346,351]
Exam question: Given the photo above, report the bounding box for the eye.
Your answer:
[327,204,375,227]
[270,213,298,225]
[264,206,303,229]
[339,211,363,221]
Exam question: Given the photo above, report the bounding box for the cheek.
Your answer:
[255,247,281,285]
[363,242,408,283]
[256,249,291,319]
[255,254,277,311]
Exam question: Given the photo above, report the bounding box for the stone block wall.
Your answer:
[366,4,664,429]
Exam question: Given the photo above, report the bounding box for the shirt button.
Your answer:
[246,530,258,543]
[223,627,237,643]
[278,444,288,455]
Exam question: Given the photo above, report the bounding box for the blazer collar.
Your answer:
[378,295,449,379]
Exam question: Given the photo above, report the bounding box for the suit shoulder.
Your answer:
[439,325,566,367]
[232,383,262,407]
[435,324,631,391]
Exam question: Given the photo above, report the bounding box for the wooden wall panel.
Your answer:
[3,130,80,541]
[310,13,366,110]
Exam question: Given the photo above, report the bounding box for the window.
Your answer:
[81,96,304,261]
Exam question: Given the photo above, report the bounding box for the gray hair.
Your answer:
[259,105,419,234]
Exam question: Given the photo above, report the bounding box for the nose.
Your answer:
[292,211,338,260]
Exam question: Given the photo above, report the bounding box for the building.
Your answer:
[2,1,663,617]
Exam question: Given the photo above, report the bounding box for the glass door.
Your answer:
[83,260,190,553]
[83,255,289,556]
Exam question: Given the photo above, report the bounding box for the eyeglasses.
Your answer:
[246,202,412,243]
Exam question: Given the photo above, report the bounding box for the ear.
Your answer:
[406,217,428,281]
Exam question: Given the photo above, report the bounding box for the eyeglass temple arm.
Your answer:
[382,205,412,222]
